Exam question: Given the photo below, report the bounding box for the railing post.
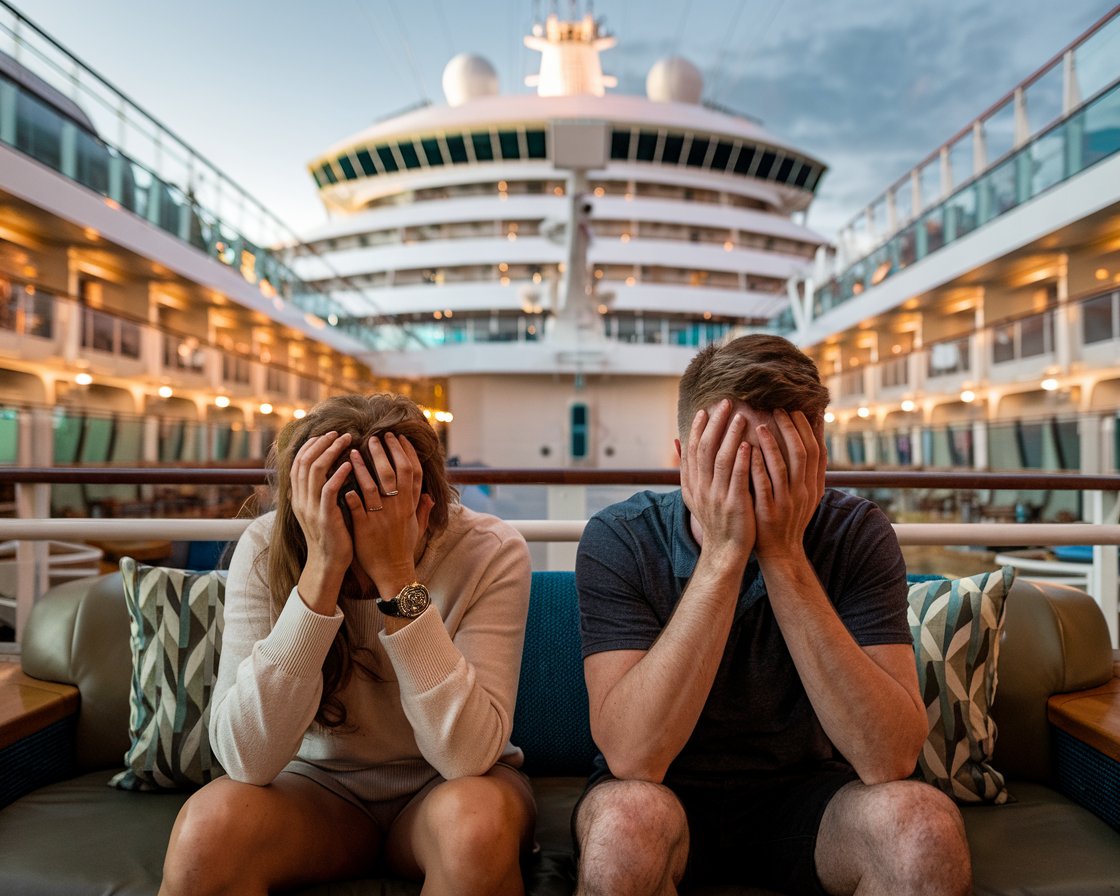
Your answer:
[547,485,585,571]
[1087,489,1119,647]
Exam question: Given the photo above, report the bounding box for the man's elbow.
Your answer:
[601,746,670,784]
[854,725,926,786]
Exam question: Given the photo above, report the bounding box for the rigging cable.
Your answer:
[705,0,751,103]
[431,0,455,60]
[385,0,432,101]
[712,0,784,106]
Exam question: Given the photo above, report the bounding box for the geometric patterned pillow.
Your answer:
[108,557,227,792]
[908,566,1015,804]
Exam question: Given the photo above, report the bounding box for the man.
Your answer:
[573,334,970,895]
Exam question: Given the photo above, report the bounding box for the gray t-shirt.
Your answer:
[576,488,911,785]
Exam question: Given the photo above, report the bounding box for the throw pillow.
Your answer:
[109,557,227,791]
[908,566,1015,804]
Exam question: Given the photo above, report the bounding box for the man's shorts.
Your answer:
[575,759,859,895]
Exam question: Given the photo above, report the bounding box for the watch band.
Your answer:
[376,582,430,618]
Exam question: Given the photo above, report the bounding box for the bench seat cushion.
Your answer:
[965,780,1120,896]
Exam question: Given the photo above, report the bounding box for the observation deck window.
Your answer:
[636,131,658,162]
[471,131,495,161]
[733,147,756,175]
[355,148,377,176]
[376,146,399,173]
[711,141,734,171]
[755,150,777,179]
[445,134,468,163]
[610,130,630,160]
[662,134,684,164]
[397,141,421,169]
[498,130,520,160]
[338,155,357,180]
[420,138,443,167]
[318,163,337,185]
[687,136,711,167]
[776,157,795,182]
[525,130,547,159]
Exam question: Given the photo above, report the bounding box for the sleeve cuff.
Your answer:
[380,604,463,692]
[257,586,344,678]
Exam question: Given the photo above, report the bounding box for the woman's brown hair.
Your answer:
[263,393,457,727]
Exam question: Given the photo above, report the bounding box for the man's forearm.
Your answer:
[762,555,927,783]
[589,552,743,782]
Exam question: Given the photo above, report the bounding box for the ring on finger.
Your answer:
[367,505,384,512]
[382,490,399,497]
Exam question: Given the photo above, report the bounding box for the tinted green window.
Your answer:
[319,163,338,185]
[420,138,444,166]
[662,133,684,164]
[376,145,399,173]
[471,132,494,161]
[805,167,824,191]
[337,154,357,180]
[570,403,589,459]
[498,130,520,159]
[610,129,631,159]
[0,409,17,465]
[711,141,733,171]
[311,168,326,188]
[355,148,377,176]
[793,162,811,188]
[636,131,658,162]
[686,136,710,167]
[525,129,547,158]
[755,150,778,178]
[398,141,421,169]
[446,134,468,163]
[733,147,756,174]
[776,156,795,182]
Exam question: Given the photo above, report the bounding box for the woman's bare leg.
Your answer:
[383,765,536,896]
[159,772,381,896]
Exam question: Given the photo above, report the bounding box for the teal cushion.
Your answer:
[908,566,1015,804]
[110,558,227,792]
[513,571,596,776]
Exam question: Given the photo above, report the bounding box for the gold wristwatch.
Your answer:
[376,582,430,618]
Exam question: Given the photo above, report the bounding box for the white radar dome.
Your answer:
[442,54,499,106]
[646,56,703,104]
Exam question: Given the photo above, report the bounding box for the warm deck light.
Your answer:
[857,406,870,418]
[823,412,836,424]
[75,372,93,386]
[259,403,273,415]
[158,386,173,399]
[293,408,306,419]
[1041,377,1060,391]
[901,399,916,413]
[960,390,976,403]
[215,395,230,408]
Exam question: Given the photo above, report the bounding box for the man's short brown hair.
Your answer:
[677,334,830,436]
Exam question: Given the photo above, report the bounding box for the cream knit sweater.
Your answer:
[209,503,532,802]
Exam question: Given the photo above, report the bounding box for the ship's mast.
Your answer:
[522,8,615,347]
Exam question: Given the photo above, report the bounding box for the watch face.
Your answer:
[397,583,430,617]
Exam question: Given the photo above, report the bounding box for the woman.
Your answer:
[160,394,535,896]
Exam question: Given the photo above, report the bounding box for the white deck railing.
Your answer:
[1,516,1118,648]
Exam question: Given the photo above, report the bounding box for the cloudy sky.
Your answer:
[11,0,1116,239]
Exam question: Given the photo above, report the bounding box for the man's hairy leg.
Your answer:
[574,780,690,896]
[815,779,971,896]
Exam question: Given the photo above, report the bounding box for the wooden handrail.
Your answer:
[0,467,1119,490]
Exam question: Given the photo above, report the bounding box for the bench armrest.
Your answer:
[0,665,80,808]
[1047,676,1120,832]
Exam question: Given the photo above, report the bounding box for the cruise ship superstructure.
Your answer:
[783,7,1120,525]
[291,10,827,468]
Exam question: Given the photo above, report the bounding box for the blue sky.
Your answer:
[12,0,1116,238]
